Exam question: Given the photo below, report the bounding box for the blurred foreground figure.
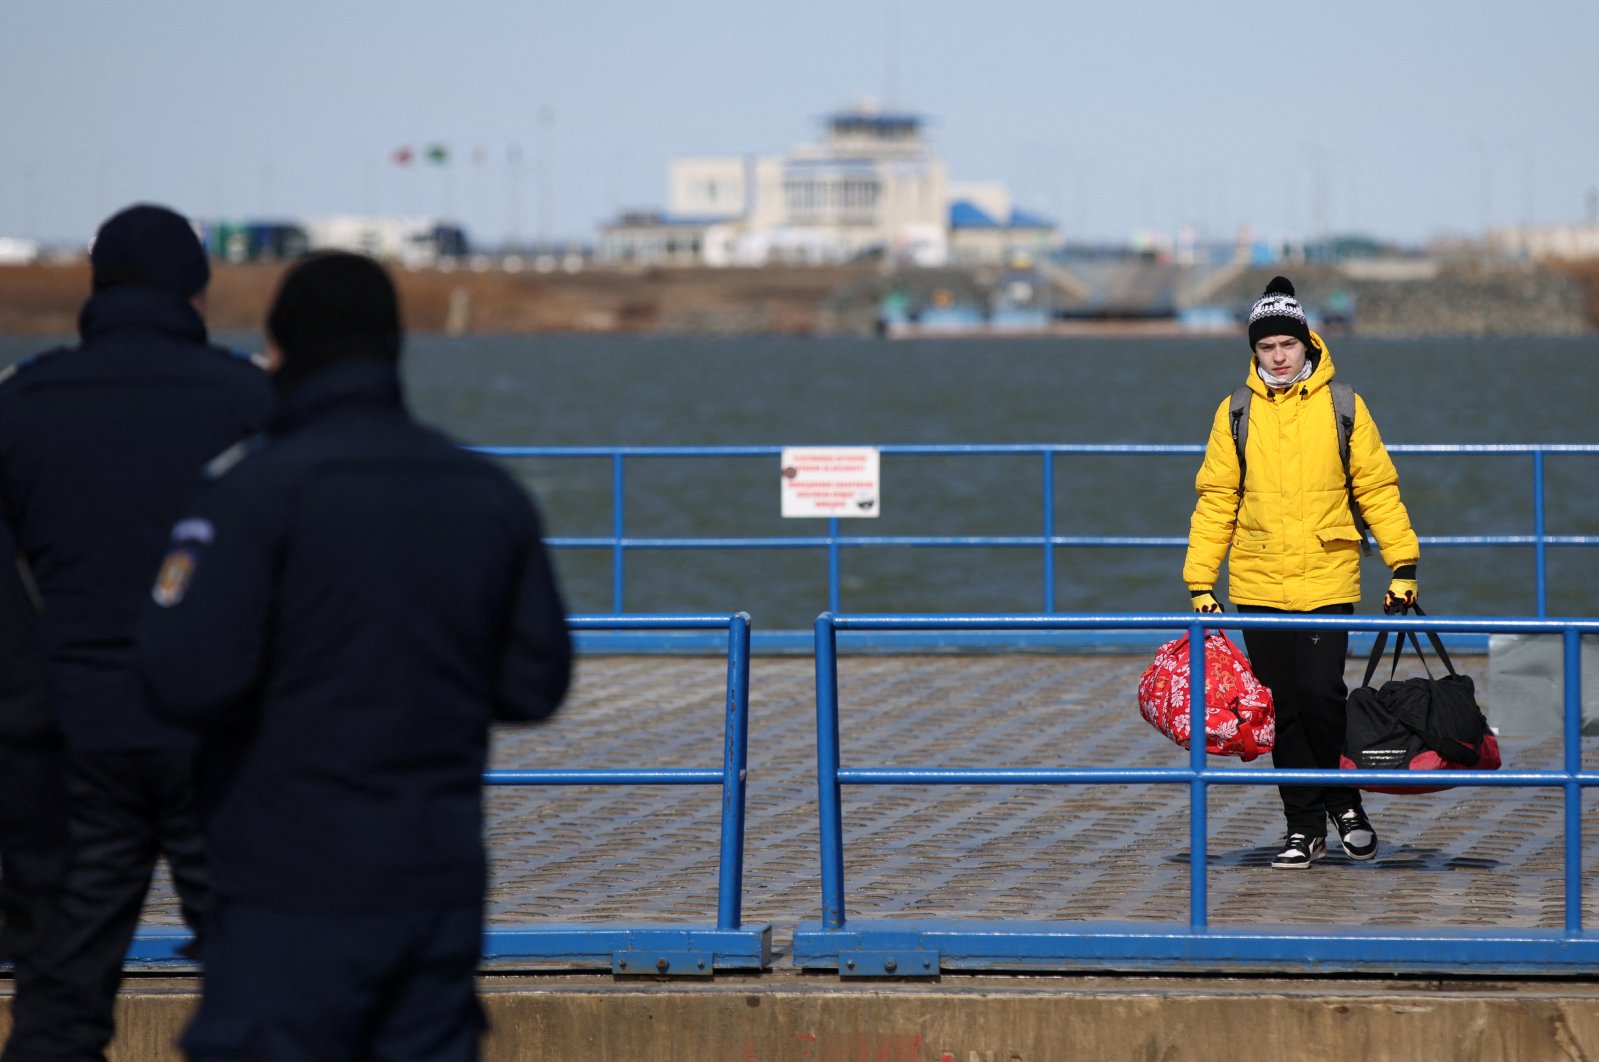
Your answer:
[138,252,571,1061]
[0,205,272,1061]
[0,521,58,968]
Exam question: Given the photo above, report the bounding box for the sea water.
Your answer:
[5,332,1597,625]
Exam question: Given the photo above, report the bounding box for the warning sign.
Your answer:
[780,447,880,518]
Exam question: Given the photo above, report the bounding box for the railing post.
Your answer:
[827,517,841,614]
[1564,625,1583,934]
[1535,449,1548,618]
[815,613,846,930]
[1042,450,1056,613]
[715,613,752,931]
[1187,619,1209,929]
[611,453,626,614]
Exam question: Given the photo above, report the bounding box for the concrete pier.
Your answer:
[9,653,1599,1059]
[7,971,1599,1060]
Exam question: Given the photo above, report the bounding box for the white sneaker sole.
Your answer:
[1271,845,1327,869]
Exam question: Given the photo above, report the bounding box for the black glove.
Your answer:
[1384,564,1418,614]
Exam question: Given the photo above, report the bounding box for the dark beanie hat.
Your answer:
[266,252,402,388]
[1246,275,1313,349]
[90,204,210,297]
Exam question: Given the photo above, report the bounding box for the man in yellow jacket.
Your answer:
[1185,275,1419,869]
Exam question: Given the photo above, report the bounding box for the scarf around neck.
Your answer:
[1258,359,1314,391]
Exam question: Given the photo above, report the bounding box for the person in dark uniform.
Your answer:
[0,205,274,1061]
[137,252,572,1060]
[0,521,63,970]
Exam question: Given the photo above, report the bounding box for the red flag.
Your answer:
[392,146,415,166]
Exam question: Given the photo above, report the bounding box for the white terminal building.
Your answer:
[600,102,1056,268]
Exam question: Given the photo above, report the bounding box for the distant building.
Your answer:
[599,102,1054,267]
[946,182,1058,266]
[301,216,469,268]
[1487,224,1599,261]
[0,236,42,265]
[191,216,470,268]
[198,220,309,264]
[593,211,725,266]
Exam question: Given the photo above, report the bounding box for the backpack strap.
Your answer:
[1330,381,1374,556]
[1228,385,1251,498]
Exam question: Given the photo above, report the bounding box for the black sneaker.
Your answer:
[1331,807,1378,861]
[1271,833,1326,869]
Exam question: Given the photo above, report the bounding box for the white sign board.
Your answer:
[780,447,880,518]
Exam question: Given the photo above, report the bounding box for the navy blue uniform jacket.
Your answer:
[0,521,49,745]
[0,287,272,749]
[138,359,571,913]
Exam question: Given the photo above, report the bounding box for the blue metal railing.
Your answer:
[130,613,771,974]
[794,611,1599,976]
[478,443,1599,621]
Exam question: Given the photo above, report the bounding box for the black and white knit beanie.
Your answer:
[1246,275,1312,349]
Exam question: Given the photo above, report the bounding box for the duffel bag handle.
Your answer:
[1359,623,1409,689]
[1408,603,1461,678]
[1360,602,1459,689]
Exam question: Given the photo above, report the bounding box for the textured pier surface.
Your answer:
[143,653,1598,956]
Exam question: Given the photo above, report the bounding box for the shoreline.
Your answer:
[2,260,1595,338]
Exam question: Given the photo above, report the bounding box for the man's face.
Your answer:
[1254,335,1307,380]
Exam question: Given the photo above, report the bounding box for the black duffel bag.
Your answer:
[1340,604,1501,794]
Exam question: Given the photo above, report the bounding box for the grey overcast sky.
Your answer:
[4,0,1597,249]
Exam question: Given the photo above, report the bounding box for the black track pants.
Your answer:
[2,748,208,1062]
[0,740,69,967]
[1238,603,1361,837]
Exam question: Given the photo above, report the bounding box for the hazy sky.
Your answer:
[5,0,1597,249]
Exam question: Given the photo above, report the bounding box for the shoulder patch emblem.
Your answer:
[171,517,215,545]
[152,547,199,608]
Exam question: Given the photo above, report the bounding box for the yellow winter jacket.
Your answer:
[1183,332,1419,610]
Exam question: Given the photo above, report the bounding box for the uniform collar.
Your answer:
[77,286,208,345]
[270,357,405,432]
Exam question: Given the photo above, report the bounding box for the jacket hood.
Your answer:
[1244,329,1334,399]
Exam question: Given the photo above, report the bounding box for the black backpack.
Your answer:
[1229,380,1372,555]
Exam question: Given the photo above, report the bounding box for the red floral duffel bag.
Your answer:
[1138,630,1275,761]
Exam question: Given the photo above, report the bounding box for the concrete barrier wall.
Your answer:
[477,979,1599,1061]
[8,975,1599,1061]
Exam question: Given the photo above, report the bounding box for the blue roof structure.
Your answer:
[950,201,1056,231]
[949,201,1000,229]
[826,111,923,132]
